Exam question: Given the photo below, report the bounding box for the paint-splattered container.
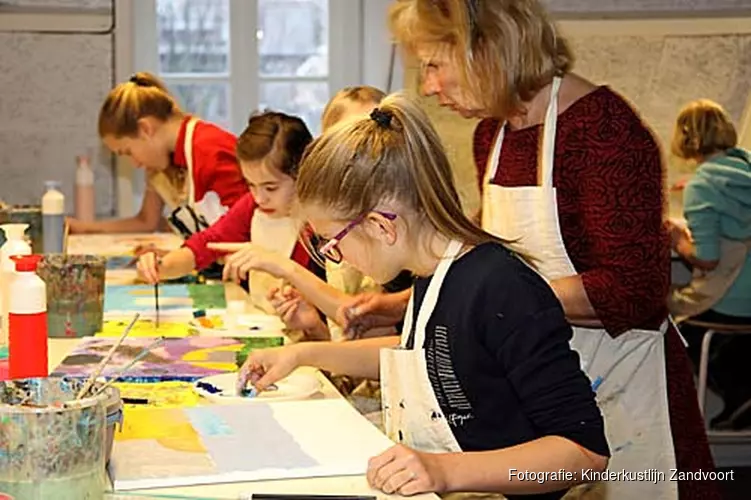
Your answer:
[0,206,43,254]
[36,254,107,338]
[0,377,112,499]
[103,384,123,464]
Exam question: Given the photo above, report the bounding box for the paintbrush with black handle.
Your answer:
[155,282,160,328]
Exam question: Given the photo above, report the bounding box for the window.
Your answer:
[134,0,360,136]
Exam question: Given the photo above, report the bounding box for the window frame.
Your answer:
[133,0,361,135]
[118,0,362,214]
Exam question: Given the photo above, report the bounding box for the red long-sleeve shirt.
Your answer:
[474,86,719,500]
[473,86,670,337]
[173,116,249,208]
[184,193,311,270]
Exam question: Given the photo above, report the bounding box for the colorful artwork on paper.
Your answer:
[104,284,226,313]
[50,336,284,381]
[109,399,394,490]
[96,319,195,338]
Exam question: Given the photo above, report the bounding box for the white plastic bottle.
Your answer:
[8,254,48,379]
[75,155,95,222]
[42,180,65,254]
[0,223,31,346]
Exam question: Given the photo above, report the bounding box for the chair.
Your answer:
[684,319,751,439]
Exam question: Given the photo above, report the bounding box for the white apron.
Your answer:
[149,118,227,236]
[380,239,463,453]
[669,237,751,323]
[248,210,300,314]
[482,77,677,499]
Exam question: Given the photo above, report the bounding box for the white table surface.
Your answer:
[48,232,436,500]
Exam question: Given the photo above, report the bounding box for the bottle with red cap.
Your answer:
[8,254,48,379]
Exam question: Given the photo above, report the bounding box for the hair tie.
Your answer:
[129,74,145,86]
[370,108,393,128]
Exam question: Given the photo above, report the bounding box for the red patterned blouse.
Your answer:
[473,86,670,337]
[473,86,720,500]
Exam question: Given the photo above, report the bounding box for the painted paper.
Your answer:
[51,336,284,381]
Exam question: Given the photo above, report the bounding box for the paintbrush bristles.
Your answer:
[76,313,140,399]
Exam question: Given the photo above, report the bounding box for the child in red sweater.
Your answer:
[69,72,247,235]
[137,111,320,302]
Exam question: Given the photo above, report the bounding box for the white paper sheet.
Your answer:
[109,398,393,491]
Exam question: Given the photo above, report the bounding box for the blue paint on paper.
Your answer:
[185,407,234,437]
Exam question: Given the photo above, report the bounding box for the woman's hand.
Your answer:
[236,344,303,395]
[335,291,410,339]
[366,444,449,495]
[65,217,85,235]
[268,286,329,339]
[136,252,161,284]
[208,242,293,283]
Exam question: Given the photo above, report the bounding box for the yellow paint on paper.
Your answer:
[117,406,206,453]
[181,344,243,371]
[96,319,194,338]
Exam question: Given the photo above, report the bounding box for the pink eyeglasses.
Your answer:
[317,211,397,264]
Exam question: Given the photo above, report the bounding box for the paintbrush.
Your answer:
[91,337,166,397]
[76,313,140,399]
[155,282,160,328]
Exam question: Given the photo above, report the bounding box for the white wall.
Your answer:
[362,0,403,93]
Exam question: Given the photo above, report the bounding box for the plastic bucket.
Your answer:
[0,377,112,499]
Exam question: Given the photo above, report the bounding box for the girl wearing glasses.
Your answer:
[213,86,413,343]
[67,72,248,236]
[137,111,326,316]
[236,94,609,499]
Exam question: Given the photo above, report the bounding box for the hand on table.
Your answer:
[208,242,292,283]
[336,291,408,339]
[268,285,327,337]
[236,344,302,395]
[65,217,84,234]
[367,444,449,495]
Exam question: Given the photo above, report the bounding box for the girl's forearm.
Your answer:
[284,263,349,319]
[441,436,608,494]
[296,336,399,379]
[158,247,197,280]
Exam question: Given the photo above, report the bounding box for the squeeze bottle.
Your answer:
[42,180,65,253]
[8,254,48,379]
[75,155,96,222]
[0,223,31,347]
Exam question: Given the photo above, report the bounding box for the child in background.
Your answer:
[237,94,609,498]
[669,99,751,430]
[213,86,408,342]
[68,72,248,237]
[137,111,326,322]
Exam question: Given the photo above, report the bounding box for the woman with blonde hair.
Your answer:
[334,1,719,498]
[68,72,248,237]
[669,99,751,430]
[238,94,609,498]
